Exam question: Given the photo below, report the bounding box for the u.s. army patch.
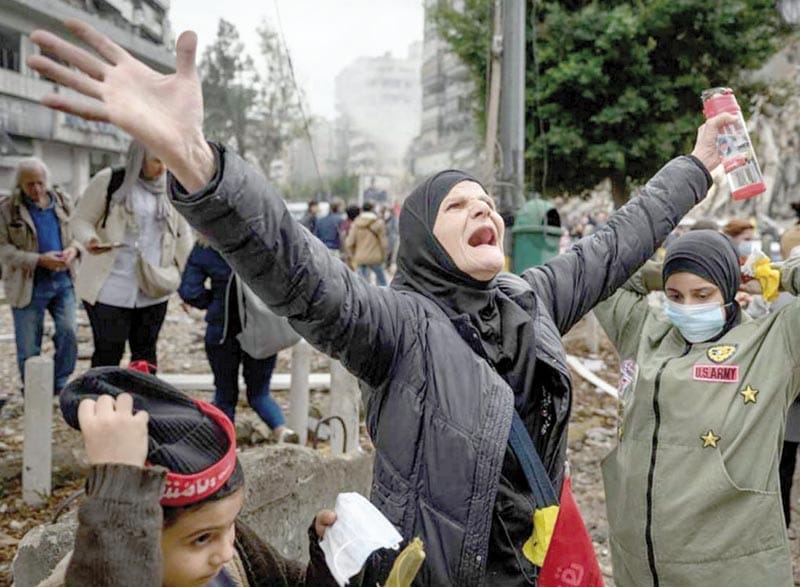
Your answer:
[707,344,737,364]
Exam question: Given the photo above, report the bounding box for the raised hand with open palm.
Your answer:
[27,19,215,193]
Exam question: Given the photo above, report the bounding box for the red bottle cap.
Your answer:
[731,182,766,200]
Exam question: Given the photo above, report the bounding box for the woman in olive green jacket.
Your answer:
[595,229,800,587]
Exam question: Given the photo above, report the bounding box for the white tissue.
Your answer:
[319,492,403,586]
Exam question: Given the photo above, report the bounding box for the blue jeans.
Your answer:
[12,280,77,392]
[358,263,387,286]
[205,337,285,430]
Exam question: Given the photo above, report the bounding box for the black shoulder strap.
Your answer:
[508,411,559,508]
[101,167,126,229]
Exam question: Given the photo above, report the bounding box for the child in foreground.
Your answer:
[44,366,338,586]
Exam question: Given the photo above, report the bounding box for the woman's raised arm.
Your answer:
[28,20,406,386]
[28,20,214,193]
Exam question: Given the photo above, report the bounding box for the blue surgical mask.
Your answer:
[738,240,759,257]
[664,299,726,343]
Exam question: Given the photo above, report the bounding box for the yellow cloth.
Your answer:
[522,505,559,566]
[385,537,426,587]
[754,258,781,302]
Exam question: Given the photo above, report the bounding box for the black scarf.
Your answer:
[391,170,540,412]
[662,229,741,337]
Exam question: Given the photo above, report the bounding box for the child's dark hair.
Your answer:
[162,459,245,527]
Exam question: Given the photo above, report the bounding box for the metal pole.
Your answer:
[484,0,504,184]
[499,0,526,214]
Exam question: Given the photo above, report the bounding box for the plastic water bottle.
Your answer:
[702,87,766,200]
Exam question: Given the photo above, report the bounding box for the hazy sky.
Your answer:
[169,0,425,120]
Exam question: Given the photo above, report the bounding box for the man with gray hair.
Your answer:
[0,158,79,398]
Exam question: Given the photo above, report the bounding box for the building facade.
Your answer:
[334,43,422,187]
[283,118,341,188]
[407,0,483,180]
[0,0,174,198]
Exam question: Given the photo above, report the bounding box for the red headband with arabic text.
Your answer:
[127,361,238,507]
[155,399,237,507]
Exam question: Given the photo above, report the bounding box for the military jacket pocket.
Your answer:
[652,443,783,563]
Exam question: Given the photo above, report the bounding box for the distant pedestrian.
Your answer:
[382,205,399,270]
[314,198,346,257]
[178,240,299,442]
[0,158,79,394]
[722,217,757,258]
[344,204,361,227]
[346,201,388,286]
[299,200,319,234]
[72,141,192,370]
[340,204,361,269]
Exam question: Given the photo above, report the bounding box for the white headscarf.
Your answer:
[111,141,170,221]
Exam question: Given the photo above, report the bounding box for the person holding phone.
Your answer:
[0,157,79,396]
[72,141,193,370]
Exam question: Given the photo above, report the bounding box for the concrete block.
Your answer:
[23,356,53,506]
[12,444,374,585]
[11,513,77,587]
[238,445,373,562]
[327,361,360,455]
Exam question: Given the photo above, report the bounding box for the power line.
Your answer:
[272,0,328,196]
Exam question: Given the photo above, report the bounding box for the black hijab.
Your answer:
[662,229,741,336]
[392,170,540,412]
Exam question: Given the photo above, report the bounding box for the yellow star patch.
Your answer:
[740,385,759,404]
[701,430,721,448]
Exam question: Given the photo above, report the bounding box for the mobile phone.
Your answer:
[91,241,125,252]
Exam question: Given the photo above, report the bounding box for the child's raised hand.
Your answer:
[77,393,149,467]
[314,509,337,539]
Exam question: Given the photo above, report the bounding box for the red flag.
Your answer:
[538,476,605,587]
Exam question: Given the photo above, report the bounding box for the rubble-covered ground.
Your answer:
[2,298,800,585]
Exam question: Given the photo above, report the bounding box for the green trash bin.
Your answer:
[511,200,563,273]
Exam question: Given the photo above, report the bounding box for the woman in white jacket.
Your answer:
[72,141,192,369]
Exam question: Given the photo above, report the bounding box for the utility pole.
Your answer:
[484,0,503,185]
[498,0,526,216]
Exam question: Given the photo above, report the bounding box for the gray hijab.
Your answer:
[112,141,170,221]
[662,229,741,336]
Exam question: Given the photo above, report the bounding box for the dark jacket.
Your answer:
[178,242,233,345]
[62,464,335,586]
[169,146,710,585]
[314,212,345,251]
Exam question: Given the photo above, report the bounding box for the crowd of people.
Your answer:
[3,15,800,587]
[302,196,400,282]
[0,141,302,442]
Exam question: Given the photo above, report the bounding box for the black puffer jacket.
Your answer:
[169,147,711,585]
